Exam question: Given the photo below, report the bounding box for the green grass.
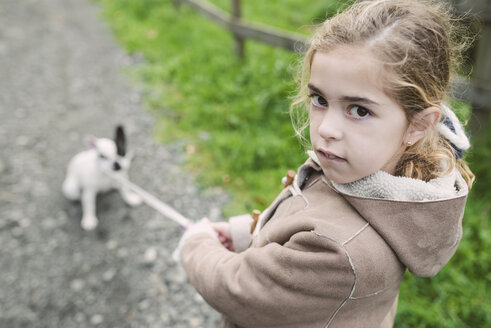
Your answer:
[95,0,490,326]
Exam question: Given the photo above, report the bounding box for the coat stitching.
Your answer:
[326,247,357,327]
[342,223,370,246]
[349,286,389,299]
[316,226,389,304]
[311,231,357,328]
[287,186,310,210]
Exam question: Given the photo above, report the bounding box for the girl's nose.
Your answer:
[318,109,343,140]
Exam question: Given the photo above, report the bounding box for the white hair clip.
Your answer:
[436,104,470,159]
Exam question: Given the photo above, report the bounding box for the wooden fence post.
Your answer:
[449,0,491,136]
[172,0,181,9]
[469,20,491,135]
[231,0,245,57]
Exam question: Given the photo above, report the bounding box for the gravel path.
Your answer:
[0,0,225,326]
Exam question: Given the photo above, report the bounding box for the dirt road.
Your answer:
[0,0,223,326]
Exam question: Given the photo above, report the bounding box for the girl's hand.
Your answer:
[211,221,235,251]
[173,217,218,263]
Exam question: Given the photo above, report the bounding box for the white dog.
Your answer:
[62,126,142,230]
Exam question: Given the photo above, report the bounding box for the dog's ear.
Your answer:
[86,136,98,149]
[115,125,126,156]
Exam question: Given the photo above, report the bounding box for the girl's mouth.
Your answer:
[326,153,339,159]
[319,150,346,162]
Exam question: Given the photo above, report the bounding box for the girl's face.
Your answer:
[309,47,409,184]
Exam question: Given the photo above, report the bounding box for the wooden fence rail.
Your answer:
[175,0,489,134]
[173,0,308,54]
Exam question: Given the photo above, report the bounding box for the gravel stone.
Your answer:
[0,0,226,327]
[70,279,86,292]
[0,159,6,175]
[90,314,104,325]
[143,247,158,266]
[103,268,117,282]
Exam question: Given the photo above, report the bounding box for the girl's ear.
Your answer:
[404,106,441,145]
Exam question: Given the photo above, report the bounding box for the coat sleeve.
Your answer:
[180,228,355,327]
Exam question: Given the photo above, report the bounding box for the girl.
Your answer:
[174,0,475,327]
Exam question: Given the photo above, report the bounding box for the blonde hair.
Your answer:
[290,0,474,188]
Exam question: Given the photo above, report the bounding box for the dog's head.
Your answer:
[88,125,132,172]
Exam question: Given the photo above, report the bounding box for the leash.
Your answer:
[103,169,193,229]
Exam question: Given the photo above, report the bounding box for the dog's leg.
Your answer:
[80,189,99,230]
[62,173,81,201]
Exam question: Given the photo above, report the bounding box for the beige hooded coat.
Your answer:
[180,153,468,328]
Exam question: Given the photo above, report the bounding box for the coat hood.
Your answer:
[306,151,468,277]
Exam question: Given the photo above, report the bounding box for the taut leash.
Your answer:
[104,170,193,229]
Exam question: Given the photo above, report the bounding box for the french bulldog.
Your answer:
[62,125,142,230]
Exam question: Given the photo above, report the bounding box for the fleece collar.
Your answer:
[307,151,468,202]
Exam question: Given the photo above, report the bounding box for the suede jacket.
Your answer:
[180,152,468,328]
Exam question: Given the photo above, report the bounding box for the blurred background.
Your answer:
[1,0,489,327]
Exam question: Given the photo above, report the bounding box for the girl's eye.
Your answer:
[309,94,328,108]
[348,105,371,119]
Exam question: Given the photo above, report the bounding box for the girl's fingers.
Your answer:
[224,242,234,252]
[199,219,234,250]
[212,222,232,238]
